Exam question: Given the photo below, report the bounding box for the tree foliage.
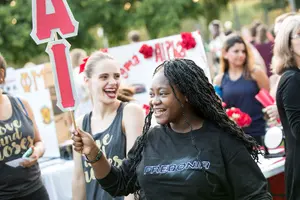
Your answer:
[0,1,45,67]
[0,0,229,67]
[260,0,288,11]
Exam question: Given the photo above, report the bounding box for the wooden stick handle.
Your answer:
[70,111,77,129]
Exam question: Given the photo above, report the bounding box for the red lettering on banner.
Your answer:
[132,55,140,66]
[46,40,76,110]
[120,68,128,79]
[154,41,185,62]
[165,40,174,60]
[155,43,165,63]
[31,0,79,44]
[174,41,186,58]
[124,61,132,71]
[120,55,140,79]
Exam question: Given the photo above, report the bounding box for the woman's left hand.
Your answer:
[21,146,39,168]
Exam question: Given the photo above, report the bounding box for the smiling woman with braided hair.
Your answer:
[72,58,272,200]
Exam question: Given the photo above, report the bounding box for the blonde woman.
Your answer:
[265,12,299,127]
[273,15,300,200]
[72,52,144,200]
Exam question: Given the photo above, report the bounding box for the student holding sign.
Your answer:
[72,52,144,200]
[0,54,49,200]
[72,59,272,199]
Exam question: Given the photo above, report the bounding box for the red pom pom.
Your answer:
[180,32,196,50]
[139,44,153,59]
[79,57,89,74]
[236,112,252,127]
[226,107,252,128]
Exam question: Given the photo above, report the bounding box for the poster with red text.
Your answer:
[107,32,210,106]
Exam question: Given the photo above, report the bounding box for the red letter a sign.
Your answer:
[30,0,79,44]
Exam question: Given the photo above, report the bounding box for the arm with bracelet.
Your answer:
[72,128,139,197]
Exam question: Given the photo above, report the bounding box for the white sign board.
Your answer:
[107,32,210,105]
[14,64,46,93]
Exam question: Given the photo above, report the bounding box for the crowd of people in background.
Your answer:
[208,12,300,200]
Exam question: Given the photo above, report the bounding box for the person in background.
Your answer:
[273,15,300,200]
[224,21,233,36]
[254,24,274,77]
[72,52,144,200]
[264,12,299,126]
[128,30,141,43]
[239,27,267,73]
[270,12,298,98]
[214,34,269,145]
[267,24,275,43]
[249,20,262,45]
[72,58,272,200]
[71,48,88,71]
[208,20,225,77]
[0,54,49,200]
[274,12,297,36]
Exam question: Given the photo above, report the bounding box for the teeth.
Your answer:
[104,89,116,92]
[155,109,165,114]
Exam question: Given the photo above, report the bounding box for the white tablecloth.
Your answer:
[40,151,285,200]
[41,159,74,200]
[257,148,285,179]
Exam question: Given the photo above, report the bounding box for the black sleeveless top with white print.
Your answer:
[81,103,126,200]
[0,95,42,199]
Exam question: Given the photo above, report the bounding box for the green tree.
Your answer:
[0,0,137,66]
[0,1,45,67]
[68,0,137,46]
[0,0,229,67]
[135,0,229,38]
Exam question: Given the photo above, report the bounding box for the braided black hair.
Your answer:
[127,59,260,199]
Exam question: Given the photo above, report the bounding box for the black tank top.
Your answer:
[0,95,42,199]
[82,103,126,200]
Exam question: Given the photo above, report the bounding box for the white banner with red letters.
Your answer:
[106,32,210,111]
